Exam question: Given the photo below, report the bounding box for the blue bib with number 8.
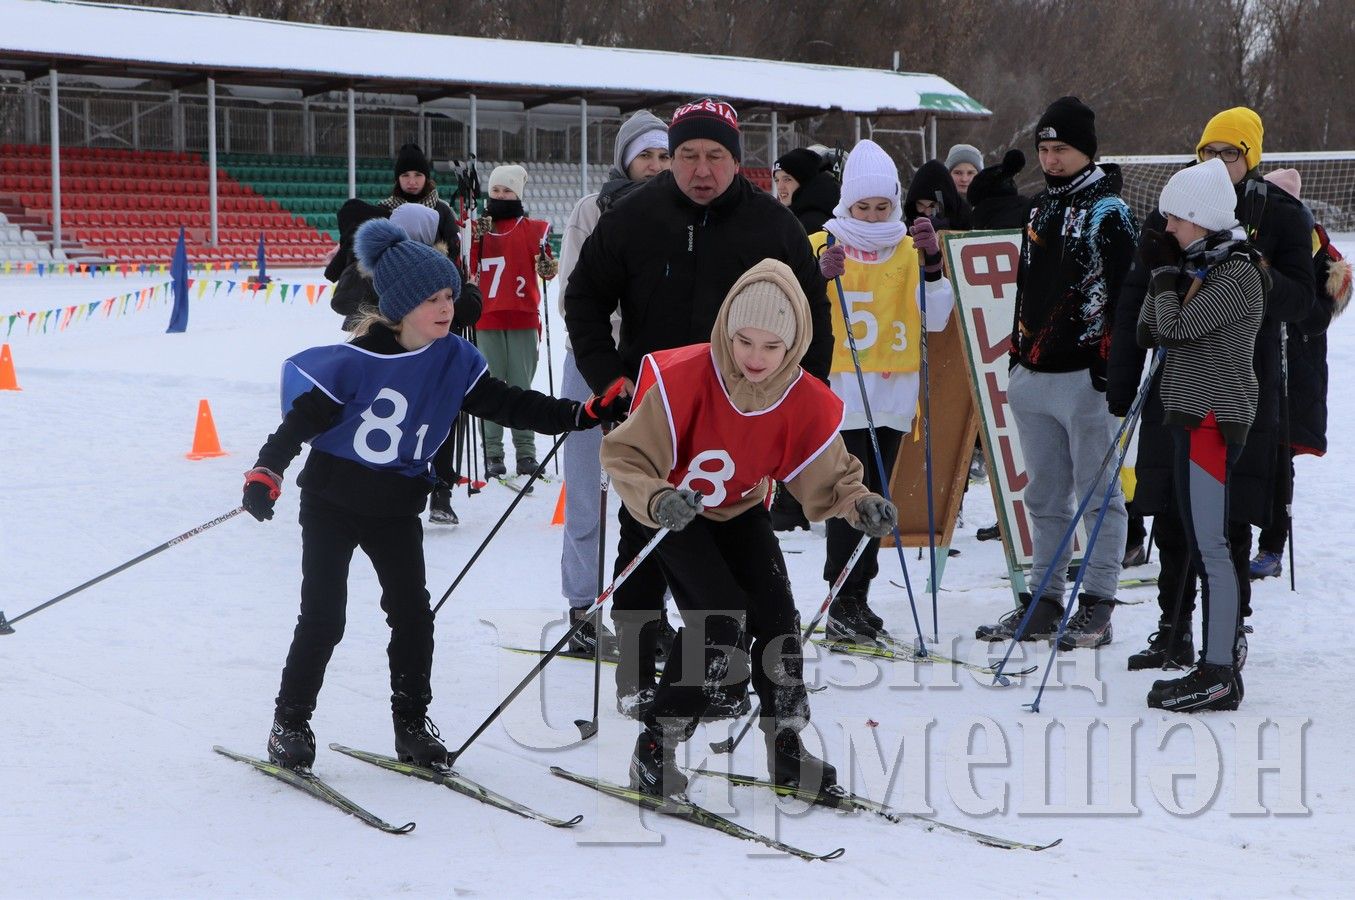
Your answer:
[281,336,488,480]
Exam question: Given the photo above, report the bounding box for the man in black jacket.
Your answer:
[564,98,834,717]
[1107,107,1315,670]
[974,97,1138,651]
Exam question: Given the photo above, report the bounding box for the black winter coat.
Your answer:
[563,171,834,393]
[1108,174,1316,523]
[1284,238,1349,455]
[905,160,971,230]
[789,171,840,235]
[329,248,482,332]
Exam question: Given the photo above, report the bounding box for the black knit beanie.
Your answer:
[774,148,823,186]
[1035,96,1097,160]
[394,143,432,178]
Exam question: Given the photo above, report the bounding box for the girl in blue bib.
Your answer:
[242,219,625,772]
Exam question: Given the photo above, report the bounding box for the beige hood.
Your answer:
[709,258,814,413]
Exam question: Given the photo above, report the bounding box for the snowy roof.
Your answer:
[0,0,990,121]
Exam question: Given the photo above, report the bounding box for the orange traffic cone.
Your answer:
[551,484,567,525]
[186,399,228,460]
[0,344,20,391]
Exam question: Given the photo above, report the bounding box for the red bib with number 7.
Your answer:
[632,344,844,511]
[473,216,551,331]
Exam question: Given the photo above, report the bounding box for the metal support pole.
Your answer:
[266,108,274,155]
[469,93,478,158]
[131,100,140,149]
[928,115,938,161]
[48,70,61,252]
[207,77,218,247]
[769,110,779,169]
[346,87,356,199]
[171,89,183,153]
[580,98,588,196]
[302,97,312,156]
[854,115,862,144]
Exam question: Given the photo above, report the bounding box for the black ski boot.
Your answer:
[1147,662,1243,712]
[975,592,1064,642]
[1057,594,1115,650]
[766,729,837,795]
[428,482,458,525]
[485,456,507,478]
[825,588,883,644]
[393,712,449,768]
[770,483,810,532]
[567,606,618,656]
[630,727,687,798]
[1127,621,1194,670]
[976,523,1001,542]
[267,707,316,771]
[516,456,539,477]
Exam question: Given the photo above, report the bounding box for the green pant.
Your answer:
[478,327,541,461]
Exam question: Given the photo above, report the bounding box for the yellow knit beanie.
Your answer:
[1196,107,1264,170]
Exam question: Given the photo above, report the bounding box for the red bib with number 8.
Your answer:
[632,344,844,510]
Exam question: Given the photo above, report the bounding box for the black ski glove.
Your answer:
[574,379,631,429]
[1137,228,1182,273]
[242,467,282,522]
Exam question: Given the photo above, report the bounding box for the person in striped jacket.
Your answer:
[1136,158,1267,712]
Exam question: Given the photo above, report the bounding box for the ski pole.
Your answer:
[539,241,559,476]
[449,520,675,766]
[990,348,1164,684]
[431,433,568,617]
[1280,325,1296,591]
[0,507,246,635]
[916,249,940,641]
[710,532,873,755]
[574,452,610,742]
[824,233,929,656]
[1025,372,1155,713]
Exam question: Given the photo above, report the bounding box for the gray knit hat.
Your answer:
[355,219,461,322]
[945,143,983,172]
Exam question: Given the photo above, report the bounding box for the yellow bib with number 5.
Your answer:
[811,231,922,374]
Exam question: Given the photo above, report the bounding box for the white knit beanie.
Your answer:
[726,279,797,346]
[835,139,902,216]
[1158,158,1238,232]
[488,164,528,198]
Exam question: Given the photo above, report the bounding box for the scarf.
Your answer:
[379,185,441,212]
[823,210,909,253]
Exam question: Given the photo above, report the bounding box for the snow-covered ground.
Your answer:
[1,259,1348,897]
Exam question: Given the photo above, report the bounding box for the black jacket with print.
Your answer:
[1011,164,1138,384]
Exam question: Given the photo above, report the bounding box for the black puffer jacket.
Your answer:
[789,171,840,235]
[564,170,833,393]
[905,159,971,230]
[1108,172,1316,523]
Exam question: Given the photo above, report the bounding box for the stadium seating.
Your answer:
[0,144,336,265]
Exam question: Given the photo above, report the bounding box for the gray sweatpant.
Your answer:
[478,328,540,461]
[1008,366,1127,601]
[560,350,602,608]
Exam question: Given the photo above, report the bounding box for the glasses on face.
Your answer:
[1199,146,1244,163]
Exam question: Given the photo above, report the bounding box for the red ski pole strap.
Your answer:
[243,467,283,500]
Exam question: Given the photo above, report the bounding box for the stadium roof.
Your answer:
[0,0,991,122]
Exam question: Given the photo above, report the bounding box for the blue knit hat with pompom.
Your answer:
[355,218,461,323]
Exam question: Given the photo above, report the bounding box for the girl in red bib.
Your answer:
[601,258,898,798]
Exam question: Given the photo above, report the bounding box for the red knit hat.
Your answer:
[668,99,742,161]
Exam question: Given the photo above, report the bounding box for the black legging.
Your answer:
[823,426,903,593]
[275,492,434,718]
[641,504,807,740]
